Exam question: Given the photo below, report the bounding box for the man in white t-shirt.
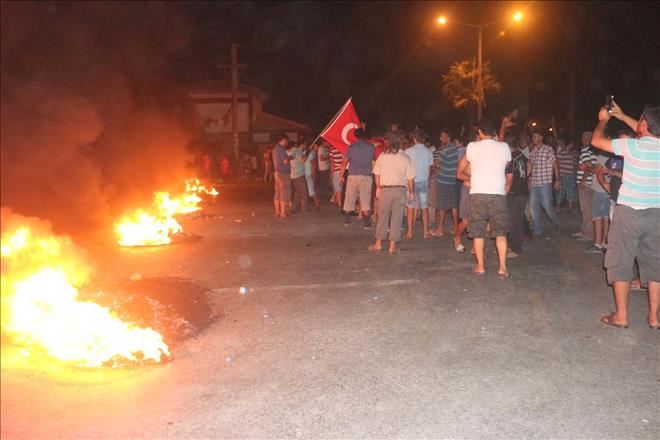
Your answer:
[457,118,513,278]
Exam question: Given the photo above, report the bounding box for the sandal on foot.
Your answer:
[389,248,401,255]
[473,268,485,276]
[367,244,382,253]
[430,231,444,237]
[600,314,629,329]
[455,243,466,253]
[648,322,660,331]
[497,271,510,280]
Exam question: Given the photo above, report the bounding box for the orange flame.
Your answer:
[185,178,219,197]
[1,212,170,367]
[115,179,217,247]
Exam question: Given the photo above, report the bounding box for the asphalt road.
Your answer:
[2,183,658,439]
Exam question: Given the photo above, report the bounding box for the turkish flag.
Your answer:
[319,98,362,154]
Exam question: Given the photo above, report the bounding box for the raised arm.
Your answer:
[609,101,638,132]
[591,107,614,154]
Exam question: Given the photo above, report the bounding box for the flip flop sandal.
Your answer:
[497,272,511,280]
[600,315,629,329]
[389,248,401,255]
[473,269,485,276]
[455,243,466,253]
[367,245,382,253]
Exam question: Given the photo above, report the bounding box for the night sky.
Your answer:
[173,1,660,135]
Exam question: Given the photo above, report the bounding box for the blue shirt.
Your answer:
[290,147,305,179]
[611,136,660,209]
[345,140,375,176]
[272,144,290,174]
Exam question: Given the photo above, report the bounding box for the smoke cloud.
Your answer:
[1,2,194,235]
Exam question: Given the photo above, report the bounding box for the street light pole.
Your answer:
[477,25,483,121]
[437,12,523,123]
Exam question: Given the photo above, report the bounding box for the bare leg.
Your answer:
[406,207,414,239]
[388,240,398,253]
[280,201,289,218]
[422,208,430,238]
[602,219,610,245]
[454,219,468,248]
[473,237,485,273]
[450,208,458,234]
[495,236,508,275]
[428,207,436,228]
[648,281,660,327]
[594,219,603,246]
[437,209,446,235]
[602,281,631,326]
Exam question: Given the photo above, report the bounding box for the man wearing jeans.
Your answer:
[340,128,375,227]
[528,131,560,235]
[405,130,434,239]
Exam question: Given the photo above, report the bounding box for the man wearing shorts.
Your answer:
[340,128,375,227]
[586,153,611,252]
[431,128,459,238]
[405,130,434,238]
[271,134,291,218]
[591,102,660,330]
[458,119,512,278]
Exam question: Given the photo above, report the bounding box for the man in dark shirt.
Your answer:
[505,138,529,256]
[271,134,291,218]
[340,128,375,227]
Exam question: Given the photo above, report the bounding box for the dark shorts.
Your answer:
[437,183,457,209]
[468,194,509,238]
[459,184,470,219]
[605,205,660,284]
[274,172,291,202]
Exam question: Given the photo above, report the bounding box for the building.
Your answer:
[186,80,310,160]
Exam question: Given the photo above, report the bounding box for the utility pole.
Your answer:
[218,43,247,162]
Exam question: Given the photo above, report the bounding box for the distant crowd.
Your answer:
[267,101,660,331]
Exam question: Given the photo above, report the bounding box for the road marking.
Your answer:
[210,279,420,293]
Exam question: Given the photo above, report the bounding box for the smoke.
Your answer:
[1,2,194,235]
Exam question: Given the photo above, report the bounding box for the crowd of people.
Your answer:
[268,102,659,330]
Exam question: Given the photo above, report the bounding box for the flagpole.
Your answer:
[307,97,353,147]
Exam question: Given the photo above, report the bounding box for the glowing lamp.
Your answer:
[437,16,447,25]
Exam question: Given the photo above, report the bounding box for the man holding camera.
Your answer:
[591,102,660,330]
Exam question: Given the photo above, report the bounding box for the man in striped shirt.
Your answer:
[431,129,460,237]
[575,132,597,240]
[591,102,660,330]
[329,146,344,208]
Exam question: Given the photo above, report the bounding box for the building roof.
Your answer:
[187,80,266,100]
[254,111,309,131]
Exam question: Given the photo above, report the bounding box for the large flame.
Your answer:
[1,210,170,367]
[114,180,216,247]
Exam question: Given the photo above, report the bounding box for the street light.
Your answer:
[436,12,524,120]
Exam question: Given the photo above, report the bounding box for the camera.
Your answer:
[606,95,614,111]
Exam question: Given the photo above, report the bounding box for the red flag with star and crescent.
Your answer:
[319,98,363,154]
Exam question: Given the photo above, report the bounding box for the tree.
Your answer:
[442,58,502,120]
